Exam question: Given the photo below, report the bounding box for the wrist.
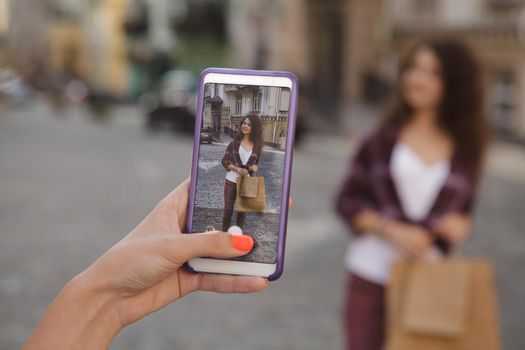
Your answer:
[66,272,122,346]
[23,272,123,350]
[374,216,385,235]
[381,220,399,242]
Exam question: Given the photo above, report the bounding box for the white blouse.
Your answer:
[225,145,252,183]
[344,142,451,285]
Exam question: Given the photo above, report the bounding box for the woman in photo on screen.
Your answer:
[336,38,490,350]
[221,114,263,232]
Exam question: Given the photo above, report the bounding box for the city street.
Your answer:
[1,102,525,349]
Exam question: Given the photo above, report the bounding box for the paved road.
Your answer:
[1,101,525,349]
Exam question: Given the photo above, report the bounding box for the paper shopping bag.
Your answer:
[386,258,501,350]
[236,176,266,213]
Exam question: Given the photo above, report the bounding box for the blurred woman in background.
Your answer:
[336,38,489,350]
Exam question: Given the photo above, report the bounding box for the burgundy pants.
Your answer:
[222,180,246,231]
[345,273,385,350]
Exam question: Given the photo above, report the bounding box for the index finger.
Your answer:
[198,274,269,293]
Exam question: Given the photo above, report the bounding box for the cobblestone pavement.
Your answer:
[192,140,285,263]
[194,141,284,212]
[1,102,525,350]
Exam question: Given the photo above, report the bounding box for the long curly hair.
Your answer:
[386,38,490,182]
[234,114,263,155]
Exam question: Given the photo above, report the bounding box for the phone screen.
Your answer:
[191,82,292,264]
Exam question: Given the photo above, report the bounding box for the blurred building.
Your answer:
[3,0,50,73]
[384,0,525,139]
[352,0,525,140]
[0,0,8,35]
[227,0,341,122]
[124,0,228,96]
[228,0,525,140]
[203,83,290,149]
[4,0,525,139]
[0,0,8,64]
[48,0,129,98]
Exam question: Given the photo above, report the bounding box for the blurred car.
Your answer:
[200,127,213,144]
[0,68,31,105]
[140,70,198,133]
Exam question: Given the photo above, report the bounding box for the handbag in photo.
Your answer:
[236,176,266,212]
[240,176,259,198]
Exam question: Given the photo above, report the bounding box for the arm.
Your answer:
[249,147,261,173]
[335,141,374,234]
[23,180,266,350]
[352,210,433,259]
[336,138,434,258]
[222,143,248,175]
[351,209,385,234]
[431,181,476,247]
[385,185,476,257]
[22,275,121,349]
[221,142,234,170]
[249,155,259,173]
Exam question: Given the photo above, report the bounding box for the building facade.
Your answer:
[227,0,525,139]
[203,82,290,149]
[384,0,525,138]
[48,0,129,97]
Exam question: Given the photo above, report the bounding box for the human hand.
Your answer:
[384,222,433,259]
[249,165,258,173]
[23,179,268,349]
[87,178,268,323]
[352,209,383,234]
[236,167,249,176]
[433,212,472,246]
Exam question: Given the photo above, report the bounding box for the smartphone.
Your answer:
[186,68,299,281]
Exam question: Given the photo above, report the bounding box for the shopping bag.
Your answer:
[236,176,266,212]
[240,176,259,198]
[386,258,501,350]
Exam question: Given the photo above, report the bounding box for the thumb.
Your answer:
[172,231,254,263]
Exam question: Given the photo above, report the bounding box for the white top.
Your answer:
[225,144,252,183]
[344,143,451,285]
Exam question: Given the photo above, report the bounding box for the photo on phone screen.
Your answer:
[191,82,291,264]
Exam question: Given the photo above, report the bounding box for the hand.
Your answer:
[385,222,433,259]
[433,212,472,246]
[352,209,383,234]
[236,167,249,176]
[249,165,258,173]
[23,179,268,349]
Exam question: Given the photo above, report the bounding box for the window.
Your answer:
[235,95,242,114]
[253,93,261,111]
[279,90,291,111]
[491,70,515,132]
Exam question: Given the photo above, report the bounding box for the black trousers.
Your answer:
[222,179,246,231]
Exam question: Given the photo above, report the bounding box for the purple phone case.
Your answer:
[186,67,299,281]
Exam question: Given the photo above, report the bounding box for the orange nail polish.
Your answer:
[231,235,254,252]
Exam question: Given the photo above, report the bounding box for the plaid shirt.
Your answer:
[222,139,261,173]
[336,123,478,252]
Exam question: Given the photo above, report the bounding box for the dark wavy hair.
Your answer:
[386,38,489,182]
[235,114,263,154]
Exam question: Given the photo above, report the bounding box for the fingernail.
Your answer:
[231,235,254,252]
